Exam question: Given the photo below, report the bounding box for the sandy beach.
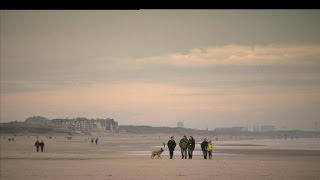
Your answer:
[1,134,320,180]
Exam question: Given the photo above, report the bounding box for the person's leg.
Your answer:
[190,149,193,159]
[188,149,192,159]
[184,149,187,159]
[203,150,207,159]
[170,150,173,159]
[181,149,184,159]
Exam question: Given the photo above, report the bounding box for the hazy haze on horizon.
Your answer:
[1,10,320,131]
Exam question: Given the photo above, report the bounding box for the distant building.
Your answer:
[214,126,245,133]
[53,124,73,130]
[29,116,118,132]
[77,118,94,131]
[93,118,118,132]
[253,123,260,132]
[260,125,275,132]
[25,116,53,126]
[177,121,184,128]
[245,122,249,131]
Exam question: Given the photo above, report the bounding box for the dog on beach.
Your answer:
[151,148,164,159]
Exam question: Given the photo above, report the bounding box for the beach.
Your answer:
[1,134,320,180]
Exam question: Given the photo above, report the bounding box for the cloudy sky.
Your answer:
[1,10,320,130]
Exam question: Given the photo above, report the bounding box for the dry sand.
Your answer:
[1,133,320,180]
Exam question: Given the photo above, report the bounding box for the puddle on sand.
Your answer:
[120,150,238,156]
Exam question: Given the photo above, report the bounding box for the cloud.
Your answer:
[106,43,320,68]
[3,43,320,95]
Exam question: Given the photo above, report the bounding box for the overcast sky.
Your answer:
[1,10,320,130]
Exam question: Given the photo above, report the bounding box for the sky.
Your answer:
[1,10,320,131]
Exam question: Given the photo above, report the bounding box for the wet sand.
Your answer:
[1,134,320,179]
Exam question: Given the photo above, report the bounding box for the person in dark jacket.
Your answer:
[167,136,176,159]
[39,140,45,152]
[201,138,208,159]
[188,136,195,159]
[34,140,40,152]
[179,135,189,159]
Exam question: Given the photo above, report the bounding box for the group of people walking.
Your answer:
[91,137,98,144]
[200,138,214,159]
[167,135,214,160]
[34,140,45,152]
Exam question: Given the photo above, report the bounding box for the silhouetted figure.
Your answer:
[179,135,189,159]
[167,136,176,159]
[91,138,94,144]
[188,136,195,159]
[39,140,45,152]
[95,138,98,145]
[34,140,40,152]
[201,138,208,159]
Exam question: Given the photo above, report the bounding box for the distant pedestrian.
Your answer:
[188,136,195,159]
[208,141,213,160]
[201,138,208,159]
[179,135,189,159]
[167,136,176,159]
[95,138,98,145]
[34,140,40,152]
[39,140,45,152]
[91,138,94,144]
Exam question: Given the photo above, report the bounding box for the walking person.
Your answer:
[91,138,94,144]
[39,140,45,152]
[188,136,195,159]
[167,136,176,159]
[208,140,214,160]
[95,138,98,145]
[179,135,189,159]
[34,140,40,152]
[201,138,208,159]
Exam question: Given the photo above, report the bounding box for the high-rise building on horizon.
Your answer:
[177,121,184,128]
